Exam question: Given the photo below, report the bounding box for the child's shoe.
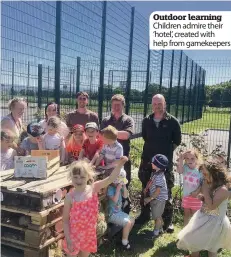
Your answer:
[153,229,160,238]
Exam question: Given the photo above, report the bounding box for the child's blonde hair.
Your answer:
[185,148,203,166]
[47,116,61,129]
[1,130,15,141]
[101,125,118,141]
[68,160,95,185]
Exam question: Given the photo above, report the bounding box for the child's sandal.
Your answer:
[122,243,131,250]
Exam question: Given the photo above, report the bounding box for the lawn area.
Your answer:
[181,112,230,134]
[94,178,231,257]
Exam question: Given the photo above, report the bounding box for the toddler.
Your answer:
[107,169,134,250]
[39,116,66,163]
[1,130,17,170]
[62,156,128,257]
[143,154,168,238]
[177,149,203,226]
[79,122,103,165]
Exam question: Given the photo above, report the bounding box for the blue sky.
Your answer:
[130,1,231,60]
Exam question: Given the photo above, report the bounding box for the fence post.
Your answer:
[125,6,135,115]
[90,69,93,106]
[175,50,183,119]
[76,57,81,94]
[143,49,151,118]
[47,66,50,103]
[181,56,188,124]
[98,1,107,123]
[27,61,30,105]
[38,64,43,114]
[201,69,206,116]
[187,61,194,122]
[227,115,231,168]
[54,0,62,110]
[69,69,72,106]
[196,67,202,119]
[192,64,198,120]
[167,50,174,113]
[11,58,15,99]
[159,50,164,92]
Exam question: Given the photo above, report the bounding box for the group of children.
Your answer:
[1,117,231,257]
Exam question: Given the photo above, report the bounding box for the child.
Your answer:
[39,117,66,163]
[177,161,231,257]
[177,149,203,226]
[20,122,45,155]
[95,125,123,173]
[78,122,103,165]
[107,169,134,250]
[66,124,85,163]
[1,130,17,170]
[62,156,128,257]
[143,154,168,238]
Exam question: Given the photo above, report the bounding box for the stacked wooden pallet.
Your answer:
[1,166,108,257]
[1,166,71,257]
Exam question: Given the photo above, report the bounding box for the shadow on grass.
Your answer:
[94,225,154,257]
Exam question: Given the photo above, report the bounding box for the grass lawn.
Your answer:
[94,178,231,257]
[181,112,230,134]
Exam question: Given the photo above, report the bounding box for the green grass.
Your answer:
[181,112,230,134]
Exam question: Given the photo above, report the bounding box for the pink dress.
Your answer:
[63,192,99,255]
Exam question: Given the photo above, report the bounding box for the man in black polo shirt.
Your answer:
[136,94,181,233]
[100,94,134,186]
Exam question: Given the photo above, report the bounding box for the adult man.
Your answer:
[100,94,134,186]
[66,91,99,131]
[136,94,181,233]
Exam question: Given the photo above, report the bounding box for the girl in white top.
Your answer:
[39,102,69,139]
[38,117,66,164]
[1,98,27,152]
[1,130,17,171]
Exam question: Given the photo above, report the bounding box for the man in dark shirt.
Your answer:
[66,91,99,131]
[100,94,134,186]
[136,94,181,233]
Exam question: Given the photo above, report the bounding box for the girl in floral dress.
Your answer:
[63,156,128,257]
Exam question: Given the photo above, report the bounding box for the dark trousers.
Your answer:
[123,159,131,214]
[138,160,174,229]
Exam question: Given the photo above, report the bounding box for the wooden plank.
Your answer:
[1,180,27,190]
[15,169,69,192]
[1,240,49,257]
[1,222,27,231]
[1,233,64,250]
[31,150,59,161]
[1,202,64,218]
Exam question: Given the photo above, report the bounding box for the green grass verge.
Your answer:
[181,112,230,134]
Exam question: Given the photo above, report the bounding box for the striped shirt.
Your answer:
[149,171,168,201]
[100,141,123,166]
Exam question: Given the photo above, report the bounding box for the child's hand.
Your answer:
[116,183,123,191]
[144,197,151,206]
[197,193,205,202]
[66,238,74,253]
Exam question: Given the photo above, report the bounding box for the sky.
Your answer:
[130,1,231,60]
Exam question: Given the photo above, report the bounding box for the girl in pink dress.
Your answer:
[63,156,128,257]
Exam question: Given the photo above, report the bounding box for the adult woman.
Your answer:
[1,98,27,149]
[39,102,69,138]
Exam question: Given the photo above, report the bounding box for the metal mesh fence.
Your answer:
[1,1,230,168]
